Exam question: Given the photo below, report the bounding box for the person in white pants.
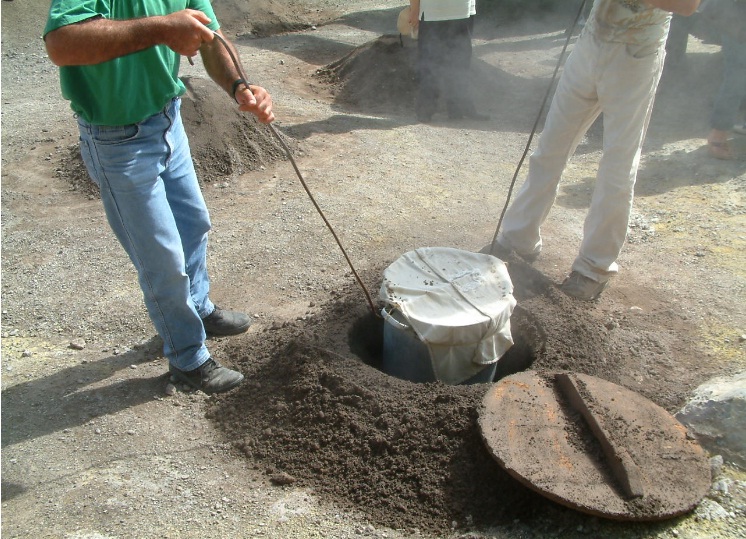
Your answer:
[492,0,700,300]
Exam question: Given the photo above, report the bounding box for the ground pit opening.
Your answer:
[207,256,699,534]
[347,302,544,384]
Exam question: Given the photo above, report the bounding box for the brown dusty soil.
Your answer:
[2,2,745,539]
[205,254,717,533]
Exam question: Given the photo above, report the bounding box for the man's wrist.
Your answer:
[231,78,249,102]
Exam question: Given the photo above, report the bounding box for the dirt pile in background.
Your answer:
[56,76,294,194]
[212,0,342,37]
[179,77,293,183]
[316,35,418,114]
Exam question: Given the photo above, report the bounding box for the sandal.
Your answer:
[708,139,733,160]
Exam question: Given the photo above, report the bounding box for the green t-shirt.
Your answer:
[44,0,220,126]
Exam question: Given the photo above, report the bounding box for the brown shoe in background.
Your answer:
[708,140,733,160]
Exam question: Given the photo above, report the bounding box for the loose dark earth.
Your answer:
[206,256,713,533]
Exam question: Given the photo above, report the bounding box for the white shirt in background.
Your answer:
[418,0,476,22]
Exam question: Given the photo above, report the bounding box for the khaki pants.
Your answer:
[498,31,666,282]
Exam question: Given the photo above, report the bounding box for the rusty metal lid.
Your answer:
[478,371,711,521]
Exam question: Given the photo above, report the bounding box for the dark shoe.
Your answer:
[560,271,607,301]
[489,239,512,261]
[415,96,436,123]
[448,109,491,121]
[169,358,244,394]
[202,306,252,336]
[463,110,491,121]
[489,239,539,264]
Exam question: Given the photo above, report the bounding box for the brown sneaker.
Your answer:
[708,140,733,160]
[169,358,244,394]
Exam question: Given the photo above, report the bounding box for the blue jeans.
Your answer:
[710,35,746,131]
[78,98,213,371]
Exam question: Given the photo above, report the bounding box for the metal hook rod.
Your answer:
[209,32,380,317]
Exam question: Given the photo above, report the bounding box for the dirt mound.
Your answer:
[55,76,294,195]
[211,0,342,37]
[317,35,418,114]
[208,256,705,534]
[179,77,293,183]
[55,145,100,198]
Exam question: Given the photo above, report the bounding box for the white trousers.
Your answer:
[497,31,666,282]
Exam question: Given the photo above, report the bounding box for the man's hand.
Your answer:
[235,84,275,124]
[158,9,214,58]
[198,30,274,123]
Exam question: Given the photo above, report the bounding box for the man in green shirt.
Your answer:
[45,1,275,394]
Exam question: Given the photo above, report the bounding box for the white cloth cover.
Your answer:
[419,0,476,22]
[380,247,516,384]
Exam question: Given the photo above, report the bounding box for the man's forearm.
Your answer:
[45,17,163,66]
[200,31,246,97]
[45,9,214,67]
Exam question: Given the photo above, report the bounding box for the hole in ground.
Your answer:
[348,303,546,384]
